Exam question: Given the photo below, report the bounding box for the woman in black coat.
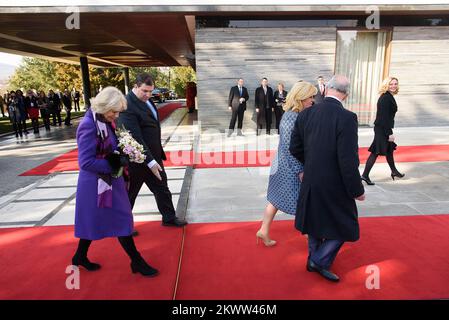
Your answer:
[361,77,404,185]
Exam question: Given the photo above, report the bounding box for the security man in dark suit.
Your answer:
[314,76,326,104]
[290,75,365,282]
[227,78,249,137]
[117,73,187,231]
[255,77,274,135]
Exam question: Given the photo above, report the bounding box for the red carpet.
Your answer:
[0,222,182,300]
[157,102,183,121]
[175,215,449,300]
[1,215,449,299]
[21,145,449,175]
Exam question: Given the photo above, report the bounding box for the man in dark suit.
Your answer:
[314,76,326,104]
[227,78,249,137]
[117,73,187,230]
[290,75,365,282]
[255,77,274,135]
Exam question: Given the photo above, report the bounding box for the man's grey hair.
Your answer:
[326,75,350,94]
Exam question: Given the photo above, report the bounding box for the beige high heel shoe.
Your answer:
[256,230,277,247]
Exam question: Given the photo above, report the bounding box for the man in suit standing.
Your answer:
[255,77,274,135]
[117,73,187,230]
[314,76,326,104]
[290,75,365,282]
[227,78,249,137]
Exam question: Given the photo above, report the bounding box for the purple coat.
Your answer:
[74,109,133,240]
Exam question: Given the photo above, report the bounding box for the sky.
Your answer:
[0,53,23,67]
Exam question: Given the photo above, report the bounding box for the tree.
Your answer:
[171,66,196,98]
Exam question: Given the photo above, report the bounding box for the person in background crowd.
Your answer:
[62,89,73,126]
[25,90,40,134]
[48,89,62,126]
[72,88,81,112]
[37,91,51,131]
[15,90,28,135]
[227,78,249,137]
[7,91,23,138]
[255,77,274,135]
[314,76,326,105]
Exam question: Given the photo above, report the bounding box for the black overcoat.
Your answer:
[289,97,364,241]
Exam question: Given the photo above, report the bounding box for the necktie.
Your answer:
[263,87,267,95]
[239,86,242,96]
[146,100,158,120]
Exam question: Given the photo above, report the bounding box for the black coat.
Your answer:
[255,86,274,109]
[290,97,364,242]
[228,85,249,111]
[273,90,288,108]
[373,91,397,137]
[368,91,398,155]
[314,84,326,104]
[116,91,166,165]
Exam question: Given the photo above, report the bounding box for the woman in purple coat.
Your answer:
[72,86,158,277]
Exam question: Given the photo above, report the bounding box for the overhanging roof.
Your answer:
[0,11,196,68]
[1,3,449,68]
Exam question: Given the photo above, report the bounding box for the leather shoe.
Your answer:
[162,218,187,227]
[307,260,340,282]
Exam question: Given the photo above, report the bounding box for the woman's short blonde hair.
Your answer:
[379,77,399,95]
[283,81,317,112]
[90,86,127,114]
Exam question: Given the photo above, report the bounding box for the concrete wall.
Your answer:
[195,27,336,131]
[196,25,449,130]
[390,26,449,127]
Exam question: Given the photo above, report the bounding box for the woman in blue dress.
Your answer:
[72,86,158,277]
[256,81,317,246]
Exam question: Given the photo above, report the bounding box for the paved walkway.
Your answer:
[0,109,448,228]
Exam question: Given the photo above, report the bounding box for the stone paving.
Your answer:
[0,107,448,228]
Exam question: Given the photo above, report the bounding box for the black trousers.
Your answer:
[229,106,245,130]
[128,163,176,223]
[257,107,272,134]
[52,110,62,126]
[274,107,284,131]
[64,109,72,125]
[74,100,80,111]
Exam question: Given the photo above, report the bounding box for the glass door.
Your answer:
[335,30,391,125]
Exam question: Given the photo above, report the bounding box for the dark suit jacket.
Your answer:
[274,90,288,108]
[228,85,249,111]
[314,84,326,104]
[373,91,397,137]
[290,97,364,242]
[255,86,274,109]
[116,91,166,165]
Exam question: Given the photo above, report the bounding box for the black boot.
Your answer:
[72,239,101,271]
[118,236,159,277]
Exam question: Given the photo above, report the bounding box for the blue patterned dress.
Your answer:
[266,110,303,215]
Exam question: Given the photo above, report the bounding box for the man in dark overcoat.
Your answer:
[290,75,365,282]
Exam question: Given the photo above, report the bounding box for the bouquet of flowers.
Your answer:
[116,127,147,164]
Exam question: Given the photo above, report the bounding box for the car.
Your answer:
[159,88,171,100]
[169,90,178,100]
[151,89,167,103]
